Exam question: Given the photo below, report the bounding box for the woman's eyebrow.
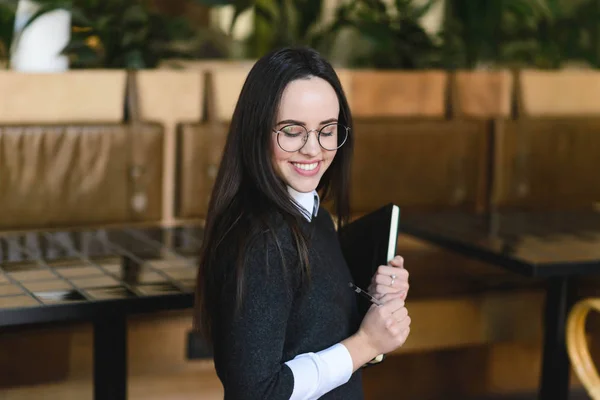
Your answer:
[276,118,339,126]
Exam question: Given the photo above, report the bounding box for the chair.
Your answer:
[567,297,600,399]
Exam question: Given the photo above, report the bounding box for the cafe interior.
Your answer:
[1,0,600,399]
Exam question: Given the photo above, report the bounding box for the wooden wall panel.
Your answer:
[135,70,204,224]
[335,69,354,109]
[0,71,126,124]
[496,119,600,209]
[350,120,488,214]
[453,70,513,118]
[351,71,447,118]
[0,327,71,388]
[211,66,252,122]
[519,70,600,117]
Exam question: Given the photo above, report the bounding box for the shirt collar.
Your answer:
[287,186,319,222]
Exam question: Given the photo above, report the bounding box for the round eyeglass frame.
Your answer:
[273,123,350,153]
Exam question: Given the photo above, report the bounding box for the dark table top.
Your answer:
[0,224,203,327]
[400,210,600,278]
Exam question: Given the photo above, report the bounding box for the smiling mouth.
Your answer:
[291,162,319,171]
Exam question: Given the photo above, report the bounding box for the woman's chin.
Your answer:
[288,179,319,194]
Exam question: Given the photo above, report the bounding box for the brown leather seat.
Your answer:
[175,122,227,220]
[496,118,600,211]
[350,119,488,215]
[0,123,164,230]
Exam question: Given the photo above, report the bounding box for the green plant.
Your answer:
[0,2,16,66]
[243,0,325,58]
[10,0,246,69]
[317,0,445,69]
[443,0,600,69]
[577,0,600,67]
[521,0,600,68]
[441,0,548,69]
[63,0,204,68]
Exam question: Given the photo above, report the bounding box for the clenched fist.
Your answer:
[358,294,411,355]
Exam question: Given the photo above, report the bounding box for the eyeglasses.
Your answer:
[273,123,349,153]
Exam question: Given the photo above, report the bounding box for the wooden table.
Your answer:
[400,210,600,400]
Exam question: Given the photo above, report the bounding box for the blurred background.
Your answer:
[2,0,600,71]
[1,0,600,399]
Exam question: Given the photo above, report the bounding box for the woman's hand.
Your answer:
[356,293,411,356]
[369,255,409,301]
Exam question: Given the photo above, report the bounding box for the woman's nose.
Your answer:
[300,130,320,156]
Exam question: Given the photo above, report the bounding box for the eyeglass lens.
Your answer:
[277,123,347,152]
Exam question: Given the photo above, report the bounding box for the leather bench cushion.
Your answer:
[350,119,488,215]
[176,120,489,219]
[176,123,227,219]
[0,123,163,230]
[497,118,600,209]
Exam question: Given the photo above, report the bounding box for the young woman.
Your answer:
[194,47,411,400]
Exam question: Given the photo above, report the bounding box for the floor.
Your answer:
[1,330,594,400]
[2,371,592,400]
[2,370,223,400]
[474,392,591,400]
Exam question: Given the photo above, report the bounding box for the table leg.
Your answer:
[93,315,127,400]
[539,277,575,400]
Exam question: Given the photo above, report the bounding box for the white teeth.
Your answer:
[293,162,318,171]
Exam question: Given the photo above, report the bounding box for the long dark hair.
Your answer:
[193,46,354,343]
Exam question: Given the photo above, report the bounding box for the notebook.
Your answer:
[338,203,401,316]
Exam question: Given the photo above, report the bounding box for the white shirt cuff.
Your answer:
[284,343,353,400]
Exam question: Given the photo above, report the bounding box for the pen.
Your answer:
[348,282,382,306]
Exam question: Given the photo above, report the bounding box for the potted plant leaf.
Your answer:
[501,0,600,119]
[448,0,600,118]
[243,0,325,58]
[442,0,550,118]
[317,0,448,118]
[9,0,246,70]
[0,1,15,68]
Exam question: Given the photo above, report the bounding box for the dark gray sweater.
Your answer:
[210,207,364,399]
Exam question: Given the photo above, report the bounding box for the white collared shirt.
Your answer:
[283,186,354,399]
[287,186,320,221]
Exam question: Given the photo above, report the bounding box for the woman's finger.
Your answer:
[374,284,398,296]
[388,255,404,269]
[375,266,409,281]
[392,307,408,321]
[374,273,409,288]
